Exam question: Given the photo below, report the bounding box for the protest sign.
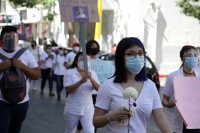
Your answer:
[58,0,99,22]
[174,76,200,129]
[91,60,115,85]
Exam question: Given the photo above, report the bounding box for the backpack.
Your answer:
[0,48,27,104]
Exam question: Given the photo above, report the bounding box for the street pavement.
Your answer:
[21,78,162,133]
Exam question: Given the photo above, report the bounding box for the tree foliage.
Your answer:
[176,0,200,22]
[9,0,57,21]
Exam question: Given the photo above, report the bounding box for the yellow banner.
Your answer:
[94,0,102,40]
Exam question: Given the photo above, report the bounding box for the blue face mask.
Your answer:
[185,57,198,68]
[59,50,63,55]
[46,49,52,53]
[125,55,145,74]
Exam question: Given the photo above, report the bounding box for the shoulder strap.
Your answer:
[13,48,27,59]
[0,53,8,61]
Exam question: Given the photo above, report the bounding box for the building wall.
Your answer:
[141,0,200,73]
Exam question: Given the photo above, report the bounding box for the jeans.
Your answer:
[41,68,53,91]
[0,100,29,133]
[55,74,64,98]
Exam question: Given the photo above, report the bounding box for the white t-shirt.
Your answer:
[65,51,76,65]
[161,68,200,133]
[53,54,66,75]
[0,47,38,104]
[29,47,42,62]
[63,68,99,115]
[40,52,54,69]
[95,77,162,133]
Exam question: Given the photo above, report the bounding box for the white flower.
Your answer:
[123,87,138,100]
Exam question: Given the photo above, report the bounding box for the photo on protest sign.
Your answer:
[73,6,89,22]
[58,0,99,22]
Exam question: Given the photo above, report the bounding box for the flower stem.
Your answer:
[128,97,130,133]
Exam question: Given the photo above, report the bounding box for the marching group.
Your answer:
[0,26,199,133]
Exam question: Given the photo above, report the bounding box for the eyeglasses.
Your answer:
[183,53,199,57]
[124,52,146,59]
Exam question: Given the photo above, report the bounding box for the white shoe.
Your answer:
[32,87,36,91]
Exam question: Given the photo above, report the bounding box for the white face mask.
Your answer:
[73,46,80,52]
[2,33,18,51]
[78,61,85,70]
[77,56,91,70]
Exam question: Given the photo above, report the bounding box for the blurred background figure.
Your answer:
[40,44,55,96]
[29,40,42,90]
[85,39,101,133]
[43,37,47,50]
[50,46,66,101]
[50,39,58,47]
[64,42,80,69]
[111,44,116,53]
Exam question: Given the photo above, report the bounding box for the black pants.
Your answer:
[77,94,97,133]
[55,74,64,98]
[0,100,29,133]
[41,68,53,91]
[182,123,200,133]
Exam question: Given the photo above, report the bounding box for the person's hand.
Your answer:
[12,59,25,70]
[80,73,89,83]
[86,72,92,79]
[167,100,177,108]
[108,107,131,121]
[0,59,12,70]
[49,55,54,60]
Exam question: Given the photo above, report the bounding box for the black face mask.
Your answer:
[31,44,35,48]
[90,48,99,55]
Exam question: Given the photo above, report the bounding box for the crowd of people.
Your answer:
[0,26,200,133]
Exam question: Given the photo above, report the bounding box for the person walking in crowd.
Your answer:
[85,40,101,133]
[162,45,200,133]
[64,42,80,68]
[50,46,66,101]
[93,37,172,133]
[63,52,100,133]
[0,26,40,133]
[40,44,55,96]
[29,40,42,91]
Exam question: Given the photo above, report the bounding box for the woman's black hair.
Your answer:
[86,40,100,55]
[113,37,147,83]
[71,52,83,68]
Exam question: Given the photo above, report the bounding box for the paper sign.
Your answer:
[91,60,115,85]
[174,76,200,129]
[58,0,99,22]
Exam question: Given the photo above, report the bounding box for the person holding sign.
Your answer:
[63,52,100,133]
[93,37,172,133]
[161,45,200,133]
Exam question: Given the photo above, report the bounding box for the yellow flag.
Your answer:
[94,0,102,40]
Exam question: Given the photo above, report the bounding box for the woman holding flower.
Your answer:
[63,52,100,133]
[93,37,172,133]
[162,45,200,133]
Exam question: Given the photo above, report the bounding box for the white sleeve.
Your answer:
[53,55,56,64]
[161,75,173,97]
[26,50,38,68]
[63,70,73,87]
[152,84,163,110]
[65,54,69,63]
[95,81,111,110]
[91,70,100,84]
[40,52,47,62]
